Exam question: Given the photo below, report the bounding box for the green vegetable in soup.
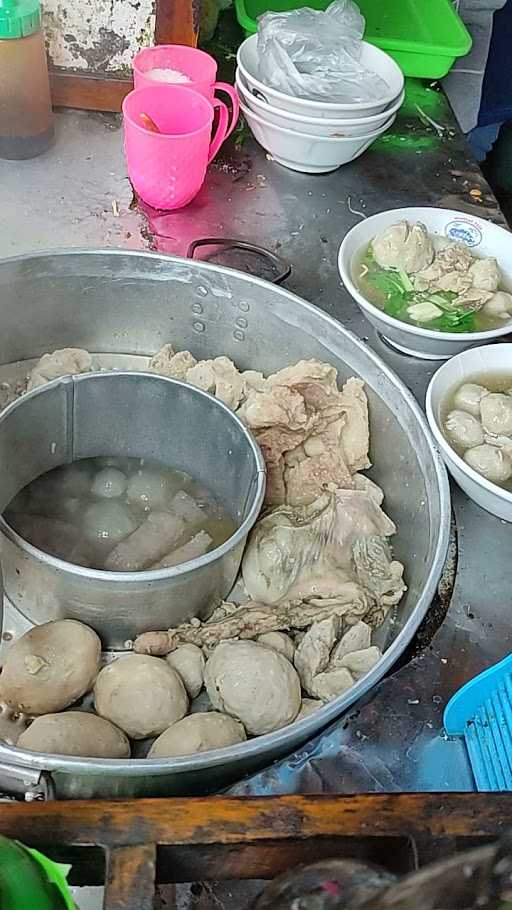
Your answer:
[354,245,505,334]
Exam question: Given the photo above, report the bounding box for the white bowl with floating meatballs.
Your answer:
[426,344,512,521]
[338,207,512,360]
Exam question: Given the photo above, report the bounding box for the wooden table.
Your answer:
[0,794,510,909]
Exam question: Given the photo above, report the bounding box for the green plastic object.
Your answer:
[0,0,41,39]
[0,835,75,909]
[234,0,472,79]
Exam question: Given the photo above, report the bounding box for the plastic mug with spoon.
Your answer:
[132,45,239,141]
[123,83,231,210]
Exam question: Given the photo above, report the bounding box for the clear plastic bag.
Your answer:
[257,0,389,103]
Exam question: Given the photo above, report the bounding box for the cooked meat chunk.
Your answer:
[27,348,92,391]
[238,361,369,506]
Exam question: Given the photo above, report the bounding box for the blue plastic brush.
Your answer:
[444,654,512,791]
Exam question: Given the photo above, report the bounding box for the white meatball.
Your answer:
[309,667,354,702]
[204,641,301,736]
[61,497,82,519]
[453,383,489,418]
[126,468,171,512]
[148,712,246,758]
[0,620,101,715]
[464,444,512,484]
[18,711,130,758]
[295,698,322,721]
[371,221,434,273]
[91,468,127,499]
[444,409,484,449]
[482,291,512,319]
[83,501,137,544]
[480,393,512,437]
[330,621,372,663]
[94,655,188,739]
[58,461,94,498]
[95,456,137,473]
[256,632,296,662]
[468,257,500,292]
[338,646,382,680]
[166,644,205,698]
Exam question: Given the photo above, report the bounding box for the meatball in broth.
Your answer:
[442,372,512,489]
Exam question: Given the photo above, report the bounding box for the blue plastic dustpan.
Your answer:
[444,654,512,791]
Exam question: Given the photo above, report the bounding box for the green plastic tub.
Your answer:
[234,0,472,78]
[0,836,75,910]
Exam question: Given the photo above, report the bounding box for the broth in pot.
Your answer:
[4,456,235,571]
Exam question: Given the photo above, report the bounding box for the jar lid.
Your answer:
[0,0,41,38]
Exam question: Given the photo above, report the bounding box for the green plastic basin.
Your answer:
[0,836,75,910]
[234,0,472,79]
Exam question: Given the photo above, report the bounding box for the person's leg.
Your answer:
[485,120,512,188]
[467,122,504,162]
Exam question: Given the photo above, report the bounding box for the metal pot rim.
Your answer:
[0,369,267,583]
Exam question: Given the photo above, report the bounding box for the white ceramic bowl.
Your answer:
[237,35,404,119]
[240,100,395,173]
[236,72,405,138]
[338,206,512,360]
[426,344,512,521]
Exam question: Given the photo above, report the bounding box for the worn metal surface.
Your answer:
[0,79,509,795]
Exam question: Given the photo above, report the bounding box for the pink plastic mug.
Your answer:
[132,45,239,141]
[123,84,229,210]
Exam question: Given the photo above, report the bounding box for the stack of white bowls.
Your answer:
[236,34,405,174]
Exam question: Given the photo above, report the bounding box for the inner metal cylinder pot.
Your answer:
[0,371,266,647]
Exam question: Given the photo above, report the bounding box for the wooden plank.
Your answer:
[44,845,105,886]
[157,837,418,881]
[155,0,199,47]
[25,837,423,885]
[0,795,509,848]
[104,843,156,910]
[50,72,132,112]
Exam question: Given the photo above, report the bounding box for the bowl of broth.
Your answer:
[426,343,512,521]
[338,207,512,360]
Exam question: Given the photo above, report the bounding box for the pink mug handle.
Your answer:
[212,82,240,140]
[208,98,230,163]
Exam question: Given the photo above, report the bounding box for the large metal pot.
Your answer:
[0,372,266,647]
[0,250,450,799]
